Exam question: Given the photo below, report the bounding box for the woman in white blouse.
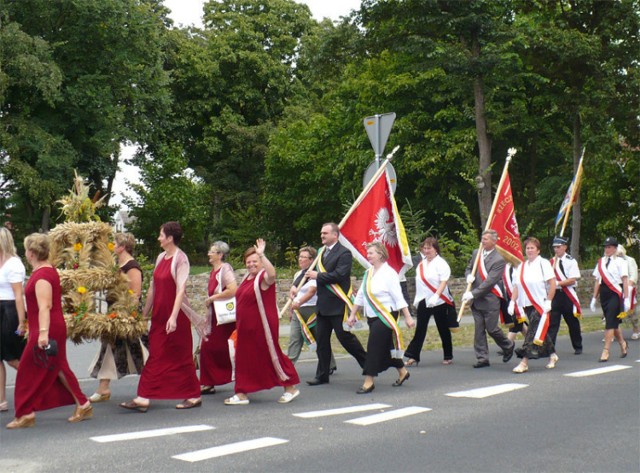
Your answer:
[404,237,454,366]
[347,242,415,394]
[509,237,557,373]
[0,228,26,413]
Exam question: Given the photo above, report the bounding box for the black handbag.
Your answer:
[44,340,58,356]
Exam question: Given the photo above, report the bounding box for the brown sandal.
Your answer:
[176,398,202,409]
[119,400,149,413]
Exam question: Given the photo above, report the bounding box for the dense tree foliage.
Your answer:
[1,0,638,270]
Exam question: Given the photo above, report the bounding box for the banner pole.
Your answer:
[278,146,400,318]
[457,148,517,322]
[559,148,585,238]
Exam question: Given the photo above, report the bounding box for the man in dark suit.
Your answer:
[462,229,514,368]
[306,222,367,385]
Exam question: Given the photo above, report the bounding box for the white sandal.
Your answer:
[0,401,8,412]
[545,353,559,369]
[278,390,300,404]
[513,362,528,373]
[224,394,249,406]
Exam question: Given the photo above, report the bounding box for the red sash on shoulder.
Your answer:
[419,262,453,306]
[478,255,503,299]
[550,257,582,317]
[597,258,623,298]
[520,261,549,345]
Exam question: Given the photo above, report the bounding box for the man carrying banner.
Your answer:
[306,223,367,385]
[462,229,515,368]
[548,236,583,355]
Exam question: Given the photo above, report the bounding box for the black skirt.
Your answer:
[0,300,26,362]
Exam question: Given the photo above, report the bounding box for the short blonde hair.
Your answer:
[24,233,50,261]
[367,241,388,262]
[115,232,136,254]
[0,227,17,258]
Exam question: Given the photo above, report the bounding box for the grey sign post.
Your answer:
[363,112,396,167]
[363,112,397,193]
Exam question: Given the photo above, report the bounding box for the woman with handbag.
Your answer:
[199,241,237,395]
[0,228,26,414]
[7,233,92,429]
[404,237,454,367]
[120,222,204,412]
[224,239,300,405]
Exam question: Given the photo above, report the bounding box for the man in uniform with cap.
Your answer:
[548,236,583,354]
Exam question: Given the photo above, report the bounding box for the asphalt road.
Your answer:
[1,329,638,473]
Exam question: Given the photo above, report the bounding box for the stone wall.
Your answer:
[186,269,597,315]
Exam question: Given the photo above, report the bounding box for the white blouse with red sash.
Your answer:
[414,255,452,308]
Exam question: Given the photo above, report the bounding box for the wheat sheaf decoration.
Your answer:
[49,172,148,344]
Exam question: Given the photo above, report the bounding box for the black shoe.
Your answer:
[356,384,375,394]
[306,378,329,386]
[574,348,583,355]
[502,343,515,363]
[392,371,410,387]
[473,360,490,368]
[329,367,337,375]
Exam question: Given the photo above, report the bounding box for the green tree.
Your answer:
[126,145,211,257]
[4,0,171,229]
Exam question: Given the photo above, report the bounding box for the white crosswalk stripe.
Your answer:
[344,406,431,426]
[564,364,632,377]
[90,425,215,443]
[172,437,289,462]
[293,403,391,418]
[446,383,528,399]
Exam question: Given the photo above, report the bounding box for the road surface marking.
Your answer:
[564,365,632,377]
[172,437,288,462]
[91,424,214,443]
[293,403,391,418]
[446,383,528,399]
[345,406,431,426]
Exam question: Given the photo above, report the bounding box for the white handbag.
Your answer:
[213,297,236,325]
[213,265,236,325]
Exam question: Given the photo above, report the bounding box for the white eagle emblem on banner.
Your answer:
[369,208,398,247]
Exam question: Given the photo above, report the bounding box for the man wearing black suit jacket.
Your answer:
[306,223,367,385]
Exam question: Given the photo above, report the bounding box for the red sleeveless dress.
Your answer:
[199,267,236,386]
[234,272,299,394]
[14,267,87,417]
[137,256,199,399]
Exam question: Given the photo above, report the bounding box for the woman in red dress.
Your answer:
[7,233,92,429]
[199,241,237,394]
[120,222,203,412]
[224,239,300,406]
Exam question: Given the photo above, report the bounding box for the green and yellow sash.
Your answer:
[361,268,404,359]
[317,248,355,324]
[293,309,317,350]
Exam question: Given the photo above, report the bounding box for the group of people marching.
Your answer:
[0,221,637,429]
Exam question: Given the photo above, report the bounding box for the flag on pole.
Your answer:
[487,173,523,266]
[554,157,584,231]
[339,170,413,275]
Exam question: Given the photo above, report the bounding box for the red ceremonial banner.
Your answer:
[339,171,412,275]
[488,173,523,265]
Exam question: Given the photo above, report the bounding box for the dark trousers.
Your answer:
[363,314,404,377]
[405,300,453,361]
[549,291,582,350]
[315,313,366,381]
